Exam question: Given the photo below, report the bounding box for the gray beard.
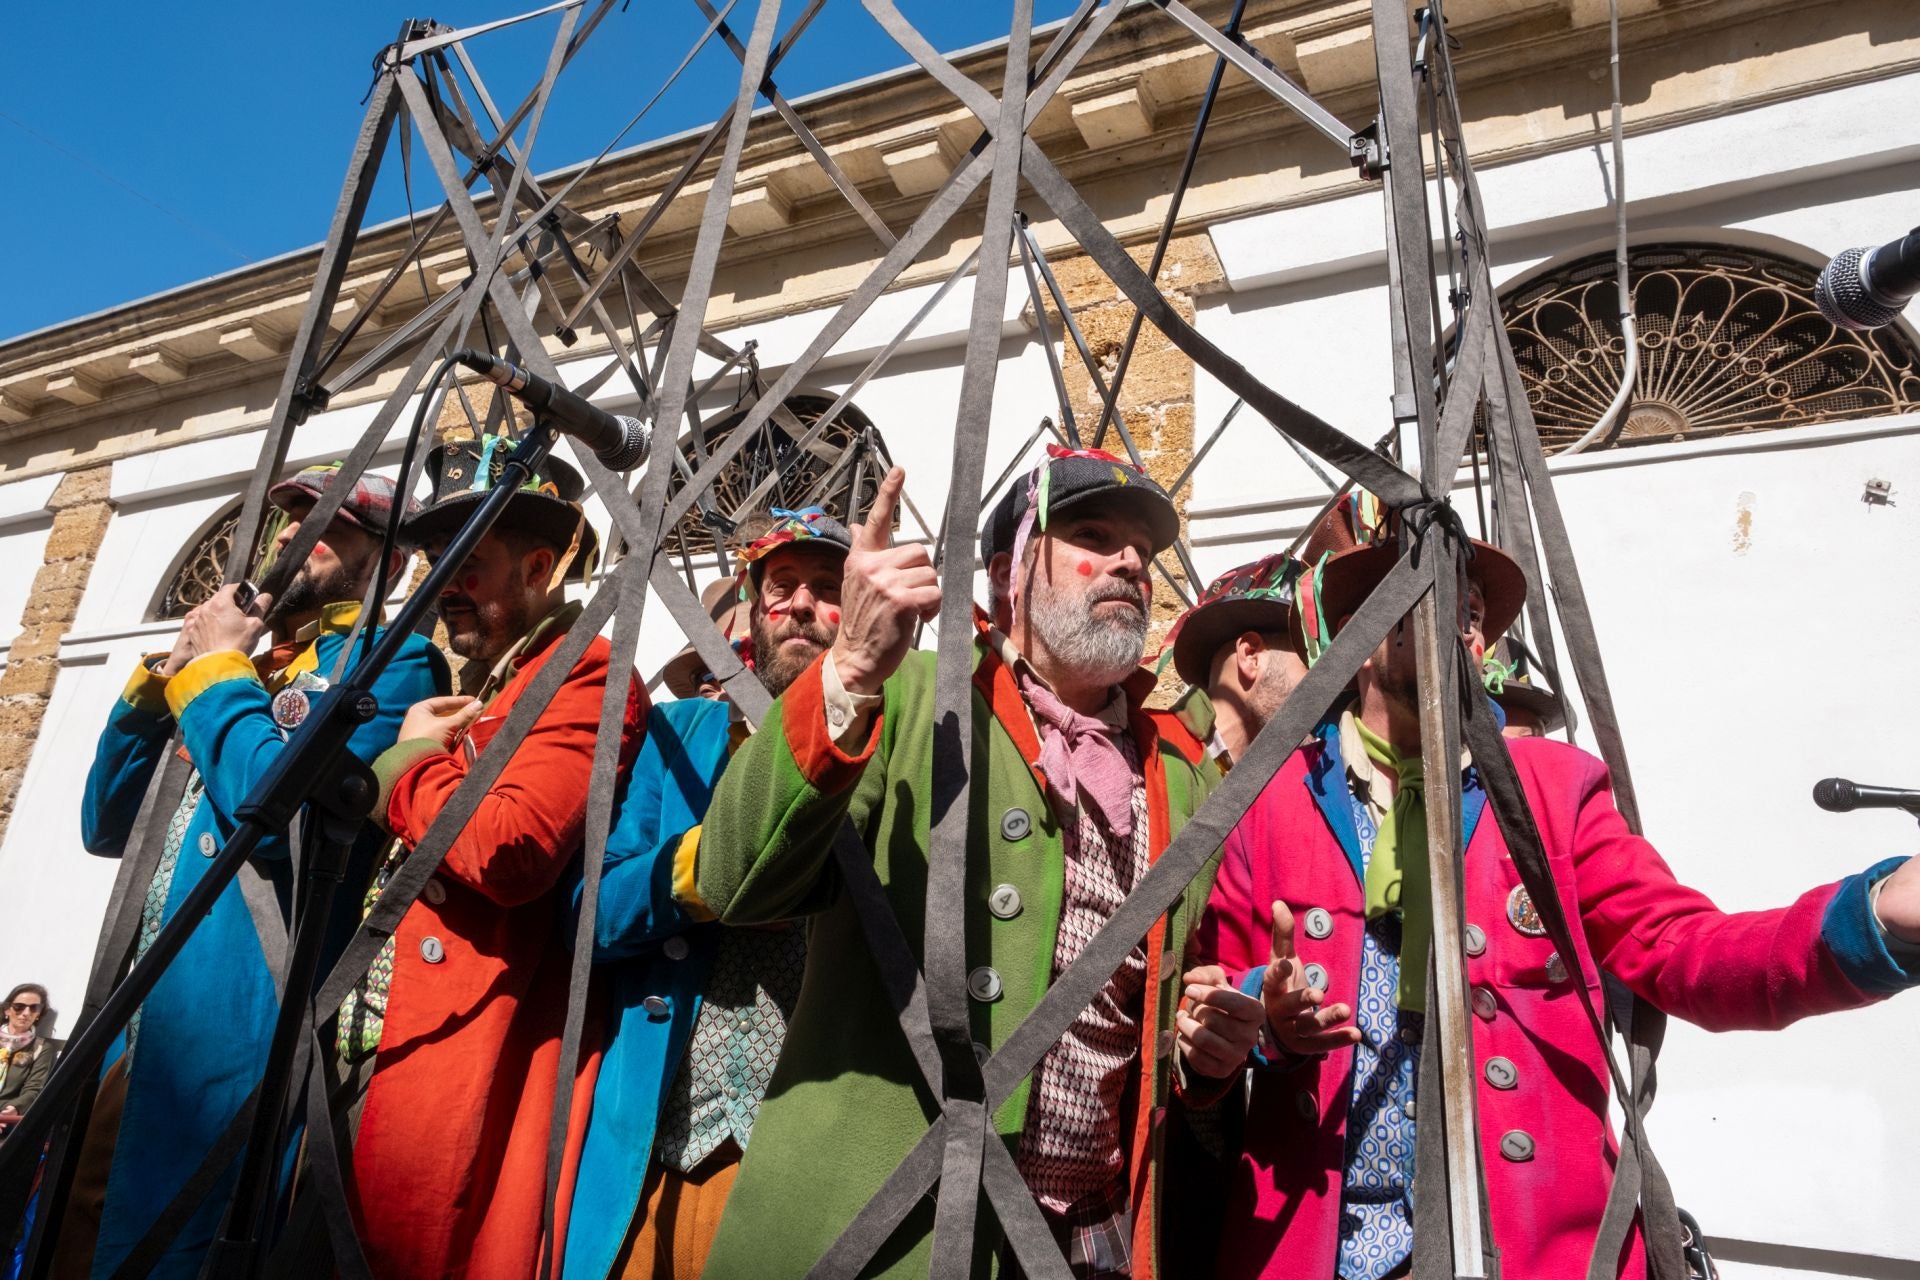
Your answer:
[1027,576,1147,687]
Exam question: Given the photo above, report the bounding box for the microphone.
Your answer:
[452,349,650,471]
[1814,228,1920,331]
[1812,777,1920,814]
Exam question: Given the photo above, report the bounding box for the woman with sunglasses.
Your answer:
[0,984,55,1131]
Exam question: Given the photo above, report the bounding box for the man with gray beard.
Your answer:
[688,446,1234,1279]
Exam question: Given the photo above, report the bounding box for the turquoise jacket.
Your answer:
[78,611,447,1279]
[562,696,733,1280]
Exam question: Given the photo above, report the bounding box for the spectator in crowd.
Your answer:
[0,985,56,1131]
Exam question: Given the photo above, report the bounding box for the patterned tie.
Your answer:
[1018,672,1134,840]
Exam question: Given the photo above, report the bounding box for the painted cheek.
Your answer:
[463,573,482,592]
[822,607,841,625]
[313,540,332,558]
[1075,559,1093,577]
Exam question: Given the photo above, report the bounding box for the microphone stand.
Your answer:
[2,423,561,1279]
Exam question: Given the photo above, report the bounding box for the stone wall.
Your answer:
[0,465,113,844]
[1037,232,1226,704]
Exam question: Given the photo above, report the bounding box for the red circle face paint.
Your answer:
[1075,560,1093,577]
[312,540,332,559]
[462,573,482,593]
[823,607,841,626]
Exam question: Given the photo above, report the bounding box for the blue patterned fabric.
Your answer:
[1336,794,1422,1280]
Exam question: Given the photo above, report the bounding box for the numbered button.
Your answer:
[642,994,671,1017]
[988,884,1022,919]
[422,879,446,906]
[1302,963,1329,992]
[967,966,1003,1002]
[1484,1056,1518,1090]
[198,832,218,858]
[1464,924,1486,956]
[663,936,691,961]
[1303,908,1333,940]
[419,936,445,964]
[1499,1130,1536,1162]
[1000,808,1032,841]
[1471,986,1498,1020]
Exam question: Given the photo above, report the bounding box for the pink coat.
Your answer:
[1194,729,1889,1280]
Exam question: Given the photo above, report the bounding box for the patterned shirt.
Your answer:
[1014,722,1150,1215]
[1336,716,1423,1280]
[126,775,205,1055]
[654,921,807,1172]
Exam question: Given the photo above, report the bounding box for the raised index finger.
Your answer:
[854,467,905,551]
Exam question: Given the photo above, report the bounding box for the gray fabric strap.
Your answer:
[919,6,1030,1271]
[1017,139,1422,510]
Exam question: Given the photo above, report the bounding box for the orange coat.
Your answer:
[354,621,645,1279]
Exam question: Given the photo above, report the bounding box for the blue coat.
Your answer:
[563,696,732,1280]
[78,609,447,1279]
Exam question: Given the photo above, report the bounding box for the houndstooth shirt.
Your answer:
[1014,721,1150,1215]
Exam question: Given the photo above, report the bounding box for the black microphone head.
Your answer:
[600,415,651,472]
[1816,247,1905,331]
[1812,777,1858,812]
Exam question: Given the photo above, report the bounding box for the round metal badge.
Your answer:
[1505,883,1548,937]
[272,687,312,730]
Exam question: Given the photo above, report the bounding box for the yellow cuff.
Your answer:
[121,655,173,714]
[672,825,716,922]
[164,651,261,720]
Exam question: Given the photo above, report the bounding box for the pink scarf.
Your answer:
[1018,671,1135,839]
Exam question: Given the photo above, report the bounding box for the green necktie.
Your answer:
[1355,719,1429,1012]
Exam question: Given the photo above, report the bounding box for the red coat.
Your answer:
[355,624,645,1280]
[1195,731,1890,1280]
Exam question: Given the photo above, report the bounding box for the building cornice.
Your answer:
[2,0,1914,478]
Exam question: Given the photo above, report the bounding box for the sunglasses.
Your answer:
[8,1003,39,1014]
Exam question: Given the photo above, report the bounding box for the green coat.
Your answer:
[692,641,1220,1279]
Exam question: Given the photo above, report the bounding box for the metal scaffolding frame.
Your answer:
[0,2,1689,1278]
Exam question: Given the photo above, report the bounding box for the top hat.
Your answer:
[661,578,747,700]
[1163,552,1304,687]
[980,444,1180,569]
[403,432,598,581]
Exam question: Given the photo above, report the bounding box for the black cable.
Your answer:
[354,353,463,673]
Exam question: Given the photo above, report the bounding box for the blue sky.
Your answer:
[1,2,1080,341]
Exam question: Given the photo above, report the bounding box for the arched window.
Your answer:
[662,393,892,556]
[1502,243,1920,454]
[153,503,273,621]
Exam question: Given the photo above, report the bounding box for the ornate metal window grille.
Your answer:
[155,505,274,620]
[663,393,889,556]
[1502,243,1920,453]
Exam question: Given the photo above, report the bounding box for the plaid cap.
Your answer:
[1161,552,1304,686]
[736,506,854,587]
[980,444,1179,568]
[268,464,419,538]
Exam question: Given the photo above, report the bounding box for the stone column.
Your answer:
[1036,232,1226,703]
[0,465,114,844]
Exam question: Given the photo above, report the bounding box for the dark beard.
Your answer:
[265,562,347,626]
[752,612,834,697]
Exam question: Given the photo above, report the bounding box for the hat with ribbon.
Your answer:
[1293,489,1526,666]
[661,577,749,700]
[1482,638,1565,733]
[734,506,855,591]
[1161,552,1305,687]
[404,432,599,582]
[980,444,1180,608]
[268,464,421,541]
